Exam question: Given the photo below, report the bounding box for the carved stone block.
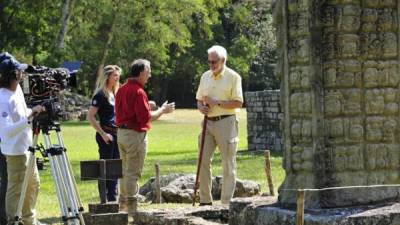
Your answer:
[288,39,310,64]
[343,89,362,115]
[365,116,385,142]
[327,117,364,144]
[337,34,359,58]
[289,13,309,38]
[324,91,343,116]
[324,60,362,88]
[291,146,313,172]
[289,66,310,89]
[348,118,364,142]
[381,32,397,58]
[288,0,310,13]
[361,8,378,23]
[337,5,361,32]
[290,119,312,143]
[289,92,311,115]
[360,33,380,59]
[377,8,395,32]
[332,145,363,172]
[365,89,385,114]
[327,118,345,139]
[363,0,396,8]
[366,144,399,172]
[379,61,399,87]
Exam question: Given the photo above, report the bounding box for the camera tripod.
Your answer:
[14,120,85,225]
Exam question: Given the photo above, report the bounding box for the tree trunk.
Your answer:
[160,76,169,103]
[93,18,116,91]
[56,0,75,49]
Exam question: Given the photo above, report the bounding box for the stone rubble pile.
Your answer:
[58,91,91,121]
[139,174,261,203]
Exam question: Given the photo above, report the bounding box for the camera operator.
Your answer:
[0,52,45,225]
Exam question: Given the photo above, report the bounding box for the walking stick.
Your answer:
[193,115,208,206]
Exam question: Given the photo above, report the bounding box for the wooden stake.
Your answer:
[264,150,275,196]
[99,160,107,204]
[296,189,305,225]
[155,163,161,203]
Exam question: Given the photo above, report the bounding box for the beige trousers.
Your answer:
[117,129,147,213]
[199,115,238,204]
[6,154,40,225]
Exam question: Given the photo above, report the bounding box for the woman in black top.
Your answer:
[87,65,121,202]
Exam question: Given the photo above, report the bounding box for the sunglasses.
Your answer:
[208,60,219,65]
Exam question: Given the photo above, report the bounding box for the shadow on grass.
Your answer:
[60,121,90,127]
[39,216,64,224]
[147,149,197,156]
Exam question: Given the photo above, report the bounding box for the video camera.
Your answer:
[21,65,77,124]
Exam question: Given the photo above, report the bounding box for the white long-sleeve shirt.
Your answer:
[0,85,32,155]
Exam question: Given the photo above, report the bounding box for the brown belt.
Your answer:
[102,125,118,134]
[118,124,129,129]
[207,115,234,121]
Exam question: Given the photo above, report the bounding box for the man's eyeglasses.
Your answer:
[208,60,219,65]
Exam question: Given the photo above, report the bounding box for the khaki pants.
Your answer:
[6,154,40,225]
[199,115,238,204]
[117,129,147,213]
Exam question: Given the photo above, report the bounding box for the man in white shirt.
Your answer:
[196,45,243,205]
[0,52,45,225]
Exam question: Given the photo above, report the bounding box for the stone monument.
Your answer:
[274,0,400,209]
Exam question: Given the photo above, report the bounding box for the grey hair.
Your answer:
[207,45,227,64]
[129,59,151,77]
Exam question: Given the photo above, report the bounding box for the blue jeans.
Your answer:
[0,151,7,225]
[96,133,120,201]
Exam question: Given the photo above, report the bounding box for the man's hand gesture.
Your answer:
[161,101,175,114]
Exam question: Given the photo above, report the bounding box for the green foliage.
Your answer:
[0,0,277,104]
[248,6,279,91]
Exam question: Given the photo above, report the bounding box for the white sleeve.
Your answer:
[0,117,30,139]
[196,74,205,101]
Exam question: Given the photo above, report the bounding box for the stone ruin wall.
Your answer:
[245,90,283,152]
[274,0,400,208]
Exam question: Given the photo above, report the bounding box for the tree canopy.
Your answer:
[0,0,277,107]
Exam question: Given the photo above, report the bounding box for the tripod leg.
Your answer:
[43,135,71,220]
[56,132,84,211]
[56,132,85,225]
[58,153,85,225]
[51,155,81,225]
[13,134,39,225]
[44,136,82,225]
[44,130,85,225]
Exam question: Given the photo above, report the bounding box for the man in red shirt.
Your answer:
[115,59,174,217]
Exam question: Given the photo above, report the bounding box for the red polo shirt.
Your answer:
[115,79,151,132]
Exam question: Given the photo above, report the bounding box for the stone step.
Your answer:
[88,203,119,214]
[230,197,400,225]
[83,212,128,225]
[135,206,229,225]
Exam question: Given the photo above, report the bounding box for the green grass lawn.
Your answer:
[35,109,285,223]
